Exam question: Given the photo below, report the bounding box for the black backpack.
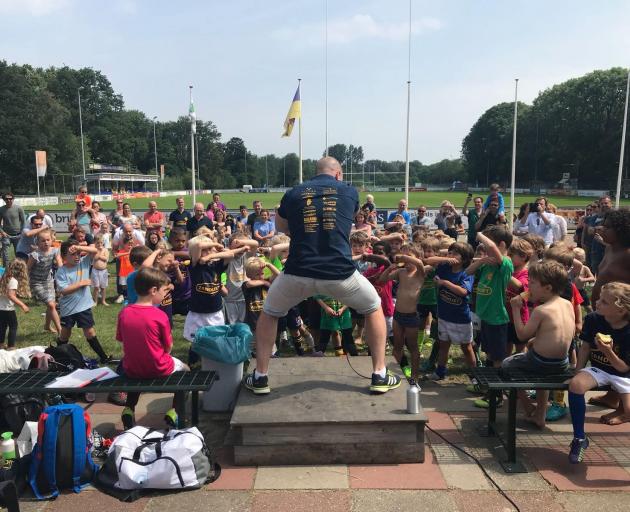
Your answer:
[45,344,86,372]
[0,393,46,435]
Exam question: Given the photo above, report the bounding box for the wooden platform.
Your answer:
[230,356,427,465]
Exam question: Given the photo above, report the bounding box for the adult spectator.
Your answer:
[26,208,53,229]
[118,203,141,229]
[462,195,483,247]
[205,203,215,222]
[15,215,48,260]
[73,200,95,229]
[246,200,263,233]
[143,201,165,234]
[213,209,232,237]
[212,192,226,211]
[580,202,598,263]
[513,203,530,236]
[112,222,145,250]
[475,199,502,233]
[186,202,214,236]
[574,204,594,248]
[434,201,462,238]
[252,209,275,243]
[236,205,249,223]
[90,201,108,228]
[74,185,92,208]
[547,203,567,243]
[387,199,411,224]
[0,193,26,267]
[586,195,613,275]
[168,197,191,231]
[516,197,555,246]
[415,205,432,228]
[109,199,125,228]
[243,156,400,396]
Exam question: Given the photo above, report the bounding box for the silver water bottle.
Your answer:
[406,383,420,414]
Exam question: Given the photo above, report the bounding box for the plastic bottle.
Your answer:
[1,432,16,460]
[406,384,420,414]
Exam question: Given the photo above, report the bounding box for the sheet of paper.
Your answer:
[45,367,119,388]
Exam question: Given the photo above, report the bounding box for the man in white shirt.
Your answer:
[518,197,555,246]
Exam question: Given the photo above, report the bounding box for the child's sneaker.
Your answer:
[546,403,568,422]
[568,437,589,464]
[370,371,401,394]
[427,371,445,382]
[121,407,135,430]
[466,378,484,394]
[474,394,503,409]
[335,347,345,357]
[164,408,179,429]
[243,371,271,395]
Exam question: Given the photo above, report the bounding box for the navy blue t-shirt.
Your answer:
[581,312,630,377]
[278,174,358,280]
[189,259,225,313]
[435,263,474,324]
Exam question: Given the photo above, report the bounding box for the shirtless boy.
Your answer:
[91,234,110,306]
[588,208,630,413]
[502,260,575,429]
[379,243,425,384]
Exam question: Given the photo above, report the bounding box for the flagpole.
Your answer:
[404,0,412,205]
[615,70,630,208]
[298,78,303,184]
[510,78,519,229]
[324,0,328,156]
[189,85,196,206]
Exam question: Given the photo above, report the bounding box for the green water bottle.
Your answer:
[1,432,15,461]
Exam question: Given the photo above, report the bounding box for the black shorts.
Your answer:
[173,299,190,316]
[393,310,421,328]
[60,309,95,329]
[286,306,303,330]
[416,304,437,322]
[507,322,524,346]
[350,307,364,320]
[480,321,509,361]
[307,298,321,330]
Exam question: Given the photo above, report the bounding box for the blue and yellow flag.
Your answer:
[282,85,301,137]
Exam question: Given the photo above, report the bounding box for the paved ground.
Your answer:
[11,379,630,511]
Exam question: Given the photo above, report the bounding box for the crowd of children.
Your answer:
[0,188,628,468]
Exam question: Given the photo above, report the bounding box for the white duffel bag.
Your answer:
[105,426,213,490]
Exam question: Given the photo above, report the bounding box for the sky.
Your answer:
[1,0,629,167]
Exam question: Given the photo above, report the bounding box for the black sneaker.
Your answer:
[107,391,127,406]
[370,371,401,394]
[243,371,271,395]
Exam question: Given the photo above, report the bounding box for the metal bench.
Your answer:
[471,366,578,473]
[0,370,217,426]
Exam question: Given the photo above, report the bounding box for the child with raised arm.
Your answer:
[225,233,259,324]
[117,267,189,430]
[571,247,595,313]
[502,260,574,429]
[379,243,425,384]
[424,242,476,381]
[27,229,62,333]
[567,282,630,463]
[418,238,441,372]
[90,234,110,306]
[142,247,183,326]
[0,259,30,350]
[55,241,110,363]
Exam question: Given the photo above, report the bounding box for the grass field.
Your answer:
[47,190,629,212]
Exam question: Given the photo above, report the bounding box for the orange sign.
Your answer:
[35,150,47,177]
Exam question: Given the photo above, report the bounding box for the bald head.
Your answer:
[316,157,342,177]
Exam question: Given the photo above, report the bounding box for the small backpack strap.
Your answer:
[70,406,88,492]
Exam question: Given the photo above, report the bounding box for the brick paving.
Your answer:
[10,385,630,511]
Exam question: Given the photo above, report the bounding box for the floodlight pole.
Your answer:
[615,70,630,208]
[78,87,86,182]
[510,79,519,229]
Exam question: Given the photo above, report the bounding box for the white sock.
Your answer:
[374,367,387,378]
[254,369,267,379]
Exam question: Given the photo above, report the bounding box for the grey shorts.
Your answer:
[501,349,569,376]
[31,280,55,304]
[263,271,381,318]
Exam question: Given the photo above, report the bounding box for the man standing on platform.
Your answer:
[243,156,401,395]
[0,193,25,267]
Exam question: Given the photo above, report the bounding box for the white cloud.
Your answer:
[272,13,442,46]
[0,0,71,16]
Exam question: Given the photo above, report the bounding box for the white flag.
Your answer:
[189,92,197,135]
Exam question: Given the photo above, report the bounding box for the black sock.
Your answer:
[87,336,109,362]
[400,354,409,368]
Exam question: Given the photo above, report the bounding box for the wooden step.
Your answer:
[230,357,427,465]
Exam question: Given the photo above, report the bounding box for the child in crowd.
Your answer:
[567,282,630,463]
[27,229,62,334]
[418,238,440,372]
[313,295,357,356]
[571,247,595,312]
[243,256,281,357]
[364,241,395,338]
[117,267,189,430]
[90,234,110,306]
[483,183,505,219]
[253,209,275,244]
[224,233,259,324]
[167,228,192,317]
[0,259,30,349]
[424,242,476,380]
[124,246,153,305]
[143,247,183,326]
[100,222,111,250]
[379,244,425,384]
[350,231,371,344]
[522,233,545,262]
[55,241,110,363]
[183,234,248,352]
[502,260,574,429]
[505,238,533,355]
